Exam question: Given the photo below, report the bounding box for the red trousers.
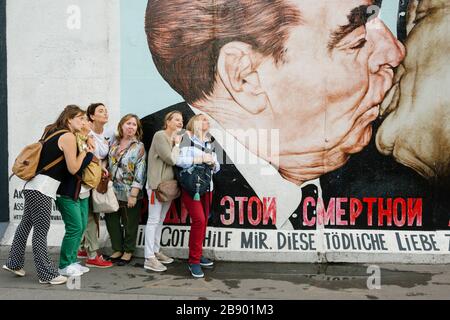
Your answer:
[181,190,212,264]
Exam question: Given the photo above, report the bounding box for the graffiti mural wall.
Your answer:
[3,0,449,262]
[138,0,450,262]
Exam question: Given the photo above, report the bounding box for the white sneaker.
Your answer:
[73,262,90,274]
[58,265,83,277]
[155,252,174,264]
[144,257,167,272]
[2,265,26,277]
[39,275,68,285]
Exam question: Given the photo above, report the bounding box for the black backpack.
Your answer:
[175,135,215,200]
[175,164,212,200]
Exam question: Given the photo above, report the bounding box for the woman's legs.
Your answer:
[144,192,171,258]
[153,201,172,255]
[81,198,100,259]
[27,190,59,282]
[104,206,124,254]
[5,191,35,271]
[200,192,212,249]
[181,190,208,265]
[56,196,85,269]
[79,198,89,246]
[122,201,141,255]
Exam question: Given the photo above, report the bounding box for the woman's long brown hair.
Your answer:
[44,105,85,136]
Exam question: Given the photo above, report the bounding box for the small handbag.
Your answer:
[91,181,119,213]
[155,179,180,202]
[96,174,109,194]
[82,156,102,189]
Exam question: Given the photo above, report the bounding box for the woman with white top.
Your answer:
[2,105,92,285]
[78,103,113,268]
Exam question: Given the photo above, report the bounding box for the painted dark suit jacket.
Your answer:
[141,102,449,231]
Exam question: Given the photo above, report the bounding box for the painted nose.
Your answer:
[367,18,406,74]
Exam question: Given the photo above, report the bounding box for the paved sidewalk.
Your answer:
[0,247,449,300]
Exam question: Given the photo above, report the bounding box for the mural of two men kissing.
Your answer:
[140,0,449,237]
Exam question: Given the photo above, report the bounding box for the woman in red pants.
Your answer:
[176,114,220,278]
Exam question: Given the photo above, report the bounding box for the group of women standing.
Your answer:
[3,105,220,284]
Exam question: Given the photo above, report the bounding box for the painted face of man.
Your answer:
[376,0,450,180]
[256,0,405,184]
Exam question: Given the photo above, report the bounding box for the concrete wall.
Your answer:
[7,0,121,161]
[4,0,121,244]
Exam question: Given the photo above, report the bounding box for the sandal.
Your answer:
[116,258,132,266]
[106,252,123,262]
[116,253,133,266]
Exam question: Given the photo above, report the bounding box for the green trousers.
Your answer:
[57,196,89,269]
[104,201,141,254]
[80,197,100,258]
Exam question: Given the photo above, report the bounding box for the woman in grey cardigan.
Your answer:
[144,111,183,272]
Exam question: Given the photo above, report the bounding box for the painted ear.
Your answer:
[217,42,268,114]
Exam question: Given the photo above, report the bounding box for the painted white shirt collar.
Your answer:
[187,104,322,229]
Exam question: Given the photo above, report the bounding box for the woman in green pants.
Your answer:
[106,114,146,266]
[56,113,95,277]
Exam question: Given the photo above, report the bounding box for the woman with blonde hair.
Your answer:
[106,114,146,266]
[176,114,220,278]
[144,111,183,272]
